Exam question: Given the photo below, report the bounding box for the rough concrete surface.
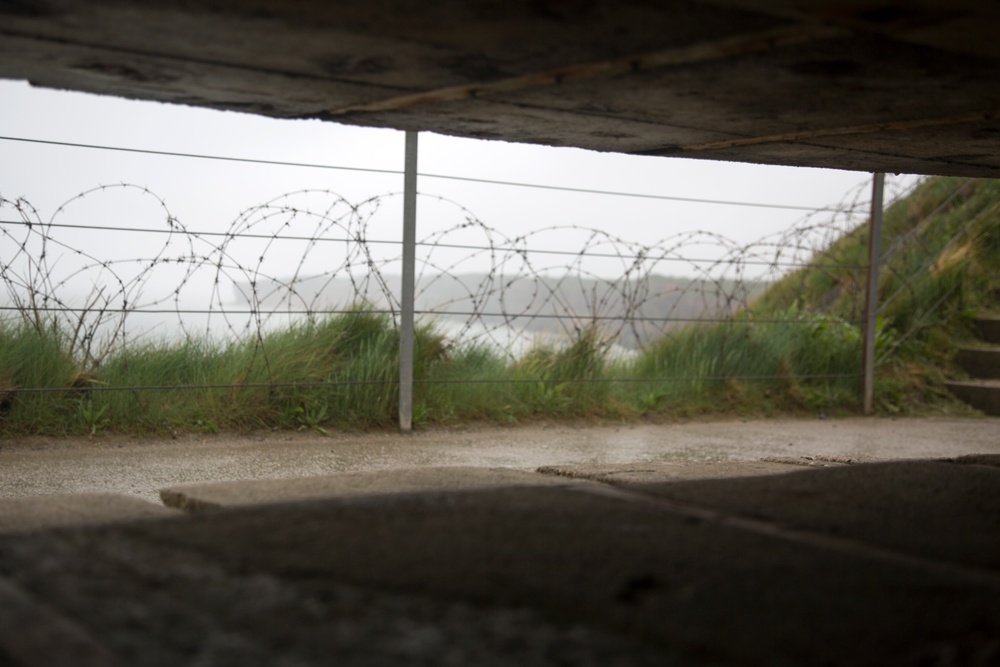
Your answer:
[541,457,1000,571]
[159,466,590,512]
[4,1,1000,177]
[0,493,179,536]
[3,417,998,503]
[0,418,998,666]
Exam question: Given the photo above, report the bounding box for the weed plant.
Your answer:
[0,319,80,431]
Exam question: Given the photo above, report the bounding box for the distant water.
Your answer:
[2,292,640,360]
[428,317,638,360]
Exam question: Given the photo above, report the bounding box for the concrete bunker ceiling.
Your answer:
[1,0,998,177]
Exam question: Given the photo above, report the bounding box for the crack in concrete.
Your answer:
[563,478,1000,590]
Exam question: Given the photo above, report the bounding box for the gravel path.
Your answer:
[2,416,998,503]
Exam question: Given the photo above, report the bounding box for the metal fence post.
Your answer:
[862,172,885,415]
[399,131,418,432]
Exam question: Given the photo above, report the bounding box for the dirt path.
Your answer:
[2,416,998,503]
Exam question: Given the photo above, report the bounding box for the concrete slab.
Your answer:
[540,458,1000,572]
[944,378,1000,415]
[951,453,1000,467]
[160,466,589,512]
[0,493,180,535]
[0,576,125,667]
[536,459,834,486]
[0,460,998,666]
[6,1,1000,177]
[976,317,1000,344]
[956,346,1000,378]
[5,418,998,504]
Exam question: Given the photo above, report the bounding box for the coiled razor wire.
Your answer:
[0,177,916,372]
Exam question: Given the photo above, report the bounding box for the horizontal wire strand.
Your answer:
[0,218,867,270]
[0,305,864,326]
[0,135,855,212]
[8,372,860,395]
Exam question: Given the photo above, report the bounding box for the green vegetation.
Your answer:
[0,309,444,434]
[1,176,997,436]
[751,176,1000,414]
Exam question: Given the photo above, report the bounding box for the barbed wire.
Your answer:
[0,216,871,271]
[0,176,894,377]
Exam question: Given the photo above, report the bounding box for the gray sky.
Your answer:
[0,78,919,343]
[0,79,903,247]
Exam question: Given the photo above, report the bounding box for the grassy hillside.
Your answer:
[749,176,1000,413]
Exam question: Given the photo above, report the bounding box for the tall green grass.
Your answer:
[622,305,879,417]
[749,176,1000,413]
[0,319,81,432]
[0,308,443,435]
[1,176,997,435]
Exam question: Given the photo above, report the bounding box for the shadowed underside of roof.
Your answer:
[1,0,998,176]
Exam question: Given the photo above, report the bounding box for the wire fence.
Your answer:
[0,134,944,429]
[1,181,892,357]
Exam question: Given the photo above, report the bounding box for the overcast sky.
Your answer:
[0,78,906,247]
[0,78,920,343]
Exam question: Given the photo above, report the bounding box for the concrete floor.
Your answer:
[0,417,998,665]
[3,417,998,502]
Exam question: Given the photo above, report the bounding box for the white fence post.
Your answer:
[862,172,885,415]
[399,131,418,432]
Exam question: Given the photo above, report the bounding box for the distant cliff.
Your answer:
[233,273,765,349]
